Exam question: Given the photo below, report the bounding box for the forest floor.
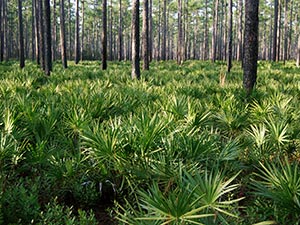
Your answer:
[0,60,300,224]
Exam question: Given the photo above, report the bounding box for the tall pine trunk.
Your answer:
[68,0,72,58]
[161,0,166,61]
[81,0,84,60]
[44,0,52,75]
[52,0,56,61]
[131,0,140,79]
[34,0,40,64]
[74,0,80,64]
[149,0,153,62]
[18,0,25,68]
[0,0,3,62]
[60,0,67,68]
[38,0,45,70]
[227,0,232,72]
[283,0,288,64]
[273,0,278,61]
[243,0,259,95]
[177,0,183,65]
[276,0,281,61]
[118,0,122,61]
[31,0,35,60]
[204,0,209,60]
[211,0,218,62]
[109,0,113,61]
[297,35,300,67]
[237,0,243,61]
[101,0,107,70]
[142,0,149,70]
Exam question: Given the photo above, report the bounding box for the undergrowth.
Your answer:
[0,60,299,224]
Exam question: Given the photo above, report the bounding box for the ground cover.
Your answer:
[0,60,300,224]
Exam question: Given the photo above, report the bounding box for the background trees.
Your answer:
[0,0,299,66]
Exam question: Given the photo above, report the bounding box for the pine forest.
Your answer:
[0,0,300,224]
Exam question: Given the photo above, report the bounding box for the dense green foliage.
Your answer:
[0,60,300,224]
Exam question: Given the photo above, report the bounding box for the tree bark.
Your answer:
[52,0,57,61]
[276,0,281,61]
[272,0,278,61]
[161,0,166,61]
[131,0,140,79]
[74,0,80,64]
[18,0,25,68]
[34,0,40,64]
[60,0,67,68]
[102,0,107,70]
[109,0,113,60]
[38,0,45,70]
[31,0,36,60]
[177,0,183,65]
[283,0,288,64]
[81,0,84,60]
[287,0,293,59]
[2,0,7,61]
[0,0,3,62]
[44,0,52,75]
[149,0,153,62]
[297,34,300,67]
[227,0,232,72]
[237,0,243,61]
[211,0,219,62]
[243,0,259,95]
[68,0,72,59]
[157,0,161,60]
[142,0,149,70]
[118,0,122,61]
[204,0,209,60]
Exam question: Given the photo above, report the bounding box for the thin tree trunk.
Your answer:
[38,0,45,70]
[142,0,149,70]
[44,0,52,75]
[243,0,259,95]
[161,0,166,60]
[212,0,218,62]
[31,0,35,60]
[81,0,84,60]
[237,0,243,61]
[68,0,71,58]
[157,0,161,60]
[183,0,188,61]
[287,0,293,59]
[109,0,113,60]
[276,0,281,61]
[204,0,209,60]
[118,0,122,61]
[227,0,232,72]
[18,0,25,68]
[74,0,80,64]
[34,0,40,64]
[131,0,140,79]
[52,0,56,61]
[102,0,107,69]
[0,0,3,62]
[3,0,8,61]
[149,0,153,62]
[297,34,300,67]
[177,0,183,65]
[283,0,288,64]
[60,0,67,68]
[268,18,273,60]
[273,0,278,61]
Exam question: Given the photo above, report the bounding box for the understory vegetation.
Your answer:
[0,60,300,224]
